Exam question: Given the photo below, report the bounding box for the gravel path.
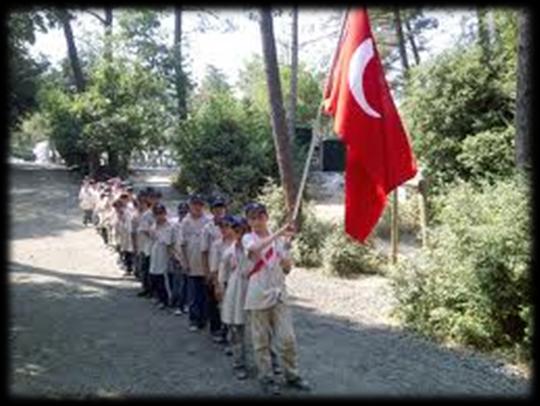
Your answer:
[9,163,530,398]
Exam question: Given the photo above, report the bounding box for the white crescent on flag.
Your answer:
[348,38,381,119]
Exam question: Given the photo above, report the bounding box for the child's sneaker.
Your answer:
[234,368,248,380]
[285,377,311,392]
[174,309,183,316]
[189,325,198,332]
[260,379,280,396]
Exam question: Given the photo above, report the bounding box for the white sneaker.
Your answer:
[174,309,183,316]
[189,325,198,332]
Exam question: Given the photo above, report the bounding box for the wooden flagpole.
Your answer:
[291,8,349,223]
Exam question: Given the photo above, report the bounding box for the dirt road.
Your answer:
[9,163,530,398]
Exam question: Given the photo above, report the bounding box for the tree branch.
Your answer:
[86,10,106,25]
[299,30,340,47]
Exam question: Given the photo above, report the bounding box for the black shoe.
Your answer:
[235,368,248,380]
[260,379,280,396]
[137,291,149,297]
[285,377,311,392]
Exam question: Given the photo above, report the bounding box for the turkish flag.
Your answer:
[323,8,417,243]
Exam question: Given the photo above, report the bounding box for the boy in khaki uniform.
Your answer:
[112,199,135,276]
[148,203,174,309]
[242,203,310,395]
[201,196,228,341]
[171,202,190,315]
[214,215,237,353]
[136,191,155,297]
[179,194,211,331]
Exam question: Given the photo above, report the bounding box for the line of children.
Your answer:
[78,178,311,394]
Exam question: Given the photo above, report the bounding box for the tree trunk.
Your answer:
[104,8,113,63]
[515,9,531,171]
[393,8,410,74]
[58,10,85,92]
[287,6,299,141]
[87,150,100,177]
[404,17,420,65]
[174,7,187,120]
[259,8,297,216]
[119,152,130,178]
[108,148,119,176]
[391,7,411,264]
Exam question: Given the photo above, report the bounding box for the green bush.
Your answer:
[256,178,289,228]
[38,85,86,168]
[321,225,387,277]
[390,174,532,361]
[11,111,51,152]
[172,73,277,205]
[256,179,333,268]
[291,207,334,268]
[402,41,516,194]
[374,194,421,238]
[457,126,515,183]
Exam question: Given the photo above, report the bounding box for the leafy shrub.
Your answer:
[172,78,277,205]
[402,43,516,194]
[457,126,515,183]
[374,193,421,239]
[291,208,334,268]
[321,225,387,277]
[390,174,532,361]
[256,179,333,268]
[38,85,85,168]
[256,178,289,228]
[11,111,51,151]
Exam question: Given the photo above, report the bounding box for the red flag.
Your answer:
[323,8,417,243]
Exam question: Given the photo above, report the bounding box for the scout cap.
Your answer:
[210,196,227,208]
[219,214,236,227]
[245,202,267,216]
[232,216,249,231]
[189,193,205,204]
[177,201,189,215]
[152,203,167,215]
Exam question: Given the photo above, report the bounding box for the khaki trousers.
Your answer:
[249,301,300,382]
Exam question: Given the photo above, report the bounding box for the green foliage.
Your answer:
[457,126,515,183]
[390,174,532,361]
[292,208,334,268]
[256,179,334,268]
[402,39,516,193]
[39,55,171,172]
[374,194,421,238]
[256,178,289,228]
[8,11,50,128]
[321,226,387,277]
[11,111,51,151]
[38,85,84,167]
[172,67,277,204]
[237,56,322,127]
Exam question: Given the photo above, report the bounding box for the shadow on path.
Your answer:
[10,261,530,398]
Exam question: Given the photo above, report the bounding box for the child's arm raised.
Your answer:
[246,222,296,261]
